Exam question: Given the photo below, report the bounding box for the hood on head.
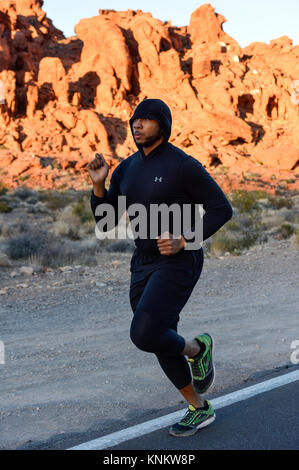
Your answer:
[129,98,172,150]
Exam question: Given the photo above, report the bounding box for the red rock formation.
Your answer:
[0,1,298,192]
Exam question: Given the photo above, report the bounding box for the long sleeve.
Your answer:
[181,156,233,243]
[90,163,125,232]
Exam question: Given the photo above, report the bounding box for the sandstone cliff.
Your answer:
[0,1,298,192]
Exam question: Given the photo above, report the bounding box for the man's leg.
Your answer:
[179,339,205,407]
[182,338,201,357]
[129,263,208,406]
[178,383,205,408]
[156,330,205,408]
[129,252,216,436]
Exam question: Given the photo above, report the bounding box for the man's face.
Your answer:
[132,118,164,147]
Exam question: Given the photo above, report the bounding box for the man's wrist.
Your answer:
[93,182,106,198]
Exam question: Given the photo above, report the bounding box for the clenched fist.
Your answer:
[156,231,186,255]
[86,153,111,197]
[86,153,110,184]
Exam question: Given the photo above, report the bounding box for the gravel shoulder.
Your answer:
[0,237,298,450]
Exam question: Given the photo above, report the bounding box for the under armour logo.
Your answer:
[154,176,163,182]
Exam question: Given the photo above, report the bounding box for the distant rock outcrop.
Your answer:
[0,1,298,192]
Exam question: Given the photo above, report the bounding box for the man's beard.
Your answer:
[141,126,164,148]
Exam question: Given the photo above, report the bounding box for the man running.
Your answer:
[87,98,233,437]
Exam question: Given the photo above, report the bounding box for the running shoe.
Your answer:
[187,333,215,394]
[169,400,216,437]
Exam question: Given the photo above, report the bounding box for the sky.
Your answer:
[42,0,299,47]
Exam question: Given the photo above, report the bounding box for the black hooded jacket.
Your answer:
[90,98,233,255]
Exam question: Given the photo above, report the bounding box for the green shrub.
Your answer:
[5,226,101,268]
[39,190,73,210]
[0,181,8,195]
[1,220,31,238]
[278,223,296,239]
[250,190,271,199]
[18,175,30,182]
[210,224,266,254]
[209,209,267,255]
[210,231,260,253]
[0,201,13,212]
[72,197,94,224]
[54,222,82,240]
[229,190,262,213]
[267,195,294,209]
[225,219,242,231]
[229,189,295,213]
[13,186,38,200]
[7,233,44,259]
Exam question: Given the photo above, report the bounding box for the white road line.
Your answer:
[68,368,299,450]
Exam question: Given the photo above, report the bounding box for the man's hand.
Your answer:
[86,153,110,184]
[86,153,110,197]
[156,231,186,255]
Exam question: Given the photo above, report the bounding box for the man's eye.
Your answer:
[134,118,148,123]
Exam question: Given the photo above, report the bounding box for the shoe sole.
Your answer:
[169,413,216,437]
[193,333,216,394]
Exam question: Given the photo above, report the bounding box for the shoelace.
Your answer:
[180,403,208,425]
[180,408,196,425]
[188,356,206,378]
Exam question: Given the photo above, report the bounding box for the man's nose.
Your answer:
[133,119,142,128]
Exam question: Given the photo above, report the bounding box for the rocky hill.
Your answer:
[0,0,298,192]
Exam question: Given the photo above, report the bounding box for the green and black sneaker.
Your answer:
[169,400,216,437]
[188,333,215,394]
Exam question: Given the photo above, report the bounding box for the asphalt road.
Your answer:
[104,373,299,450]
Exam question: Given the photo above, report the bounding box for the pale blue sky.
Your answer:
[43,0,299,47]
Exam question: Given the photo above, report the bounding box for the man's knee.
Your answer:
[130,313,158,352]
[130,326,154,352]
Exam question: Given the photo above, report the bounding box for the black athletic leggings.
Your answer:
[129,248,204,390]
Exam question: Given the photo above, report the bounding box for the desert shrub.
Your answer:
[0,220,31,238]
[0,182,8,195]
[209,209,267,255]
[51,202,94,240]
[267,195,294,209]
[105,239,135,253]
[6,232,45,259]
[228,189,295,213]
[210,228,265,255]
[229,189,263,213]
[72,196,94,224]
[13,186,39,200]
[5,220,103,267]
[225,218,242,232]
[278,223,296,239]
[52,220,82,240]
[0,201,13,212]
[39,190,73,210]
